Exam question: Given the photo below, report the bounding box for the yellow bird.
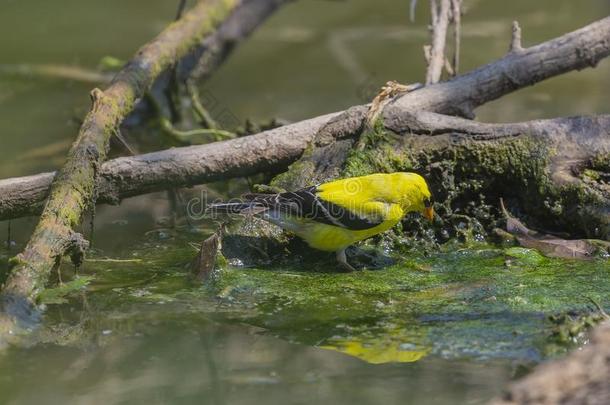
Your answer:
[208,172,434,271]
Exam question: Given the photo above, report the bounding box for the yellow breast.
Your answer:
[294,204,403,252]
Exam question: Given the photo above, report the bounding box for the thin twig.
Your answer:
[6,220,10,252]
[425,0,451,84]
[450,0,461,75]
[160,117,235,142]
[147,91,234,142]
[510,20,524,53]
[589,297,610,320]
[0,64,111,84]
[175,0,188,20]
[187,81,219,129]
[409,0,418,22]
[113,128,136,156]
[443,56,455,76]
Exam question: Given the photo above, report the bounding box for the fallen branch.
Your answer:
[0,0,242,343]
[0,112,608,221]
[0,114,332,220]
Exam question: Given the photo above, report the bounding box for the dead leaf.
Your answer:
[191,232,220,282]
[499,198,598,260]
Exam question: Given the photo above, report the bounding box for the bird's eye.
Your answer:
[423,198,432,208]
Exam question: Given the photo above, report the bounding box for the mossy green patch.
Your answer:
[29,231,610,365]
[38,276,94,305]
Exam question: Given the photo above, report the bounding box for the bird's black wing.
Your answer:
[245,186,383,230]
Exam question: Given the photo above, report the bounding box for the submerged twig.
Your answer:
[190,232,221,282]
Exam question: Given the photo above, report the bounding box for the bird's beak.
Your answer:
[423,206,434,221]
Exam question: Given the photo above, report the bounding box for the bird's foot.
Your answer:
[336,249,357,272]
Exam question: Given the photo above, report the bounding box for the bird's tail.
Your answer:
[205,201,267,216]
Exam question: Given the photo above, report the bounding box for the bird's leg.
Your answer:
[336,248,356,272]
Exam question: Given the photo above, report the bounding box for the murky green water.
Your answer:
[1,0,609,404]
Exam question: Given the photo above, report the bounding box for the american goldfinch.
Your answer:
[208,172,434,271]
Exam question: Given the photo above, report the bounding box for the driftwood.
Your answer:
[0,0,245,344]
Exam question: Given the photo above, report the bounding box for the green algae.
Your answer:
[38,275,94,305]
[29,232,609,365]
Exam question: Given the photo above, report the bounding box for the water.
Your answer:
[1,0,610,404]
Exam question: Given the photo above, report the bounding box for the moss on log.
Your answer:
[219,112,609,269]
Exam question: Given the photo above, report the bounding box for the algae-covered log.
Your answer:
[274,112,610,241]
[219,112,609,269]
[0,0,242,345]
[378,112,610,240]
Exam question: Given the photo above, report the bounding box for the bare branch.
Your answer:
[425,0,451,84]
[450,0,461,75]
[509,20,523,53]
[0,111,608,222]
[409,0,418,23]
[389,16,610,118]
